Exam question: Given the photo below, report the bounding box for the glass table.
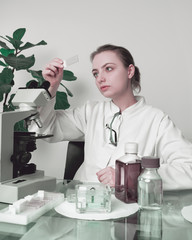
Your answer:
[0,180,192,240]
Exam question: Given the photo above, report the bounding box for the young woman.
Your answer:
[31,44,192,190]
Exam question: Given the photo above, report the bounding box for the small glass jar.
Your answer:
[138,157,163,210]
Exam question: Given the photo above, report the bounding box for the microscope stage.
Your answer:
[0,170,56,204]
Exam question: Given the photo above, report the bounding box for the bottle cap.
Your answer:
[141,156,160,168]
[124,142,138,154]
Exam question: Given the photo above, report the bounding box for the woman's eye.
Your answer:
[93,72,98,78]
[106,67,112,72]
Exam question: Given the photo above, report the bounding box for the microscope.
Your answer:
[0,81,56,203]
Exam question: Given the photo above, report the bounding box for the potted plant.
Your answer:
[0,28,77,131]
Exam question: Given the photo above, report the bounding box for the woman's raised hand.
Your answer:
[42,58,64,97]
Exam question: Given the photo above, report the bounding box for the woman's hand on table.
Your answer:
[96,167,115,187]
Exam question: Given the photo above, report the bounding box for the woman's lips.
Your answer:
[100,85,110,91]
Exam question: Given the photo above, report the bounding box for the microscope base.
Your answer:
[0,170,56,204]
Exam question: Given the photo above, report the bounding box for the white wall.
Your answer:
[1,0,192,179]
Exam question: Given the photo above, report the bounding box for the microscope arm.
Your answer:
[0,86,51,182]
[0,109,36,182]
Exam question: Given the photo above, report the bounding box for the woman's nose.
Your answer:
[97,72,105,83]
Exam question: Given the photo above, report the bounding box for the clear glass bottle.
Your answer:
[138,157,163,210]
[115,142,141,203]
[137,208,162,239]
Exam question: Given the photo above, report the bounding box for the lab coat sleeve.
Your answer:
[29,97,87,142]
[156,115,192,190]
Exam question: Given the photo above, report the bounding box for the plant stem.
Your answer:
[3,67,15,109]
[3,93,8,109]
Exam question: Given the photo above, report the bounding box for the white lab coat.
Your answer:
[30,96,192,190]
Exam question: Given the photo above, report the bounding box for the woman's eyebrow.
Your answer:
[92,63,115,72]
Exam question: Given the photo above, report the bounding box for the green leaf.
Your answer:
[3,102,16,112]
[0,84,11,94]
[3,93,17,112]
[0,28,25,50]
[3,104,10,112]
[13,28,26,41]
[6,35,23,50]
[55,91,70,110]
[27,69,45,86]
[3,93,17,111]
[0,68,14,98]
[0,40,9,49]
[0,60,7,67]
[8,93,16,105]
[60,82,73,97]
[0,68,14,85]
[0,36,10,44]
[63,70,77,81]
[0,83,11,102]
[14,120,27,132]
[28,69,43,80]
[0,93,3,101]
[0,48,14,57]
[19,40,47,51]
[2,54,35,70]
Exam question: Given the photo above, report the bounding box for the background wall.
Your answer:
[1,0,192,179]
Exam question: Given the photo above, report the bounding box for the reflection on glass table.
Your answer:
[0,180,191,240]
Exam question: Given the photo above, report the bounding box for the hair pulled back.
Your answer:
[90,44,141,92]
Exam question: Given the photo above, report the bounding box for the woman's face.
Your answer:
[92,51,134,101]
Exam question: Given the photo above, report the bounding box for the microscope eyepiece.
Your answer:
[40,81,50,91]
[27,80,38,88]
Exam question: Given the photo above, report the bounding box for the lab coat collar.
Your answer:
[109,96,145,115]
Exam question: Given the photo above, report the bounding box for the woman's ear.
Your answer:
[128,64,135,79]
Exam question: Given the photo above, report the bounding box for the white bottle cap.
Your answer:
[124,142,138,154]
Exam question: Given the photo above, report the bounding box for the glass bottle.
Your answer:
[138,157,163,210]
[137,208,162,239]
[115,142,141,203]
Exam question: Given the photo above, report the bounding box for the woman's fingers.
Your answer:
[96,167,115,187]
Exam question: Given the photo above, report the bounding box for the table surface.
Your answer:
[0,180,192,240]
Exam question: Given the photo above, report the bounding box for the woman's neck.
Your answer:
[112,93,137,112]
